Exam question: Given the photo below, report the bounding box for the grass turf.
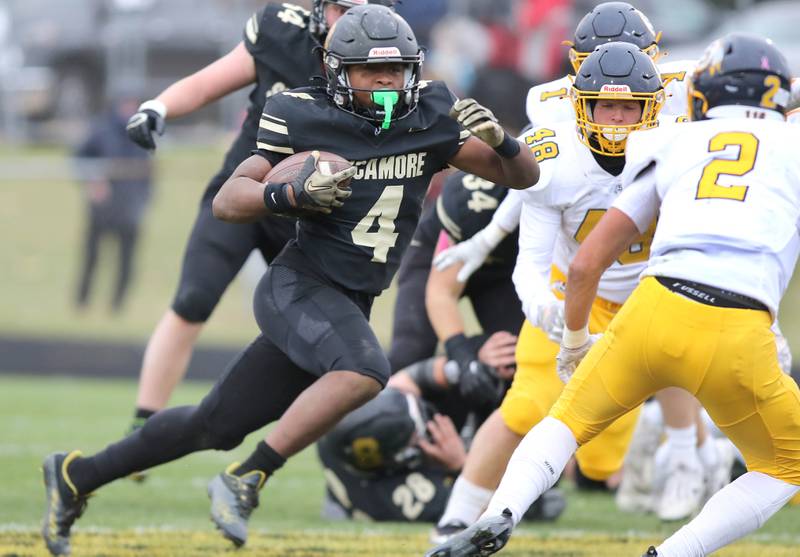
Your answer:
[3,374,799,556]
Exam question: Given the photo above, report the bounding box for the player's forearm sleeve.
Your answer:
[513,201,560,323]
[491,188,523,233]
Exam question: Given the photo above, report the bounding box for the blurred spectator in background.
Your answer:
[425,0,573,132]
[74,93,153,313]
[395,0,447,48]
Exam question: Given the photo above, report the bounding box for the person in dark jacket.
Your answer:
[74,95,153,313]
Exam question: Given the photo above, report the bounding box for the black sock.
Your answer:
[135,408,156,421]
[70,405,205,494]
[129,408,155,433]
[234,441,286,477]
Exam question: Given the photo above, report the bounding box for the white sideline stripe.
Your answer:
[259,118,288,135]
[256,141,294,154]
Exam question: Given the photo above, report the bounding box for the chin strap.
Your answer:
[372,90,399,129]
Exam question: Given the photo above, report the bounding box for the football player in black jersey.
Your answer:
[388,170,522,404]
[317,361,566,523]
[317,386,463,522]
[39,6,538,555]
[122,1,394,457]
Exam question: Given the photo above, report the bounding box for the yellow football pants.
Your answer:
[551,276,800,485]
[501,275,640,481]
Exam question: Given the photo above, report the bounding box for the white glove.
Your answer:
[556,334,602,384]
[433,222,507,283]
[535,300,565,343]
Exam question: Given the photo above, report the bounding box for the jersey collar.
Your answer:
[705,105,785,121]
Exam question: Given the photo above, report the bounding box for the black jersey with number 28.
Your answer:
[256,81,468,294]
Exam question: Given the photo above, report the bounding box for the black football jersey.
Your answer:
[214,4,322,188]
[256,82,469,294]
[316,443,453,522]
[433,170,519,280]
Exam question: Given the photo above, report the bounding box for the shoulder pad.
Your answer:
[622,125,678,186]
[257,87,322,157]
[518,124,569,195]
[245,3,310,48]
[437,170,507,240]
[526,75,573,125]
[421,80,458,106]
[657,59,696,85]
[527,75,572,104]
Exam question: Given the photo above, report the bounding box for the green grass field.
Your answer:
[3,374,800,556]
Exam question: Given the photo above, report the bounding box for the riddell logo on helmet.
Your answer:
[601,84,632,93]
[369,47,401,58]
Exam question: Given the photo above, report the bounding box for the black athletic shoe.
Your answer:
[425,508,514,557]
[429,520,469,544]
[642,546,658,556]
[125,418,148,483]
[208,463,266,547]
[41,451,89,556]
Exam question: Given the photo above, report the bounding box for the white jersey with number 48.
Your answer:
[512,120,668,318]
[616,114,800,318]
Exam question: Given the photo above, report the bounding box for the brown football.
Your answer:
[264,150,353,188]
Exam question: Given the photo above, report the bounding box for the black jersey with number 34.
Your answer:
[435,170,518,277]
[216,4,321,185]
[256,82,468,294]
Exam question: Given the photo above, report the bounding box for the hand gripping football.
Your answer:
[265,150,353,188]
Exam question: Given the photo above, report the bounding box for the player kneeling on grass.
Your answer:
[39,5,539,556]
[317,350,566,523]
[427,32,800,557]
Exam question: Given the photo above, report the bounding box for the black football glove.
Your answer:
[287,150,355,214]
[445,333,504,408]
[126,100,166,151]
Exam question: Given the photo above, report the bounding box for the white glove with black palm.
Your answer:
[556,333,602,384]
[450,98,504,148]
[287,151,355,214]
[126,100,166,151]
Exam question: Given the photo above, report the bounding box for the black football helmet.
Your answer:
[567,2,660,74]
[318,388,432,476]
[310,0,397,40]
[322,4,423,125]
[688,32,792,121]
[572,42,664,156]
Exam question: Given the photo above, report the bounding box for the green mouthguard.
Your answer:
[372,90,399,129]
